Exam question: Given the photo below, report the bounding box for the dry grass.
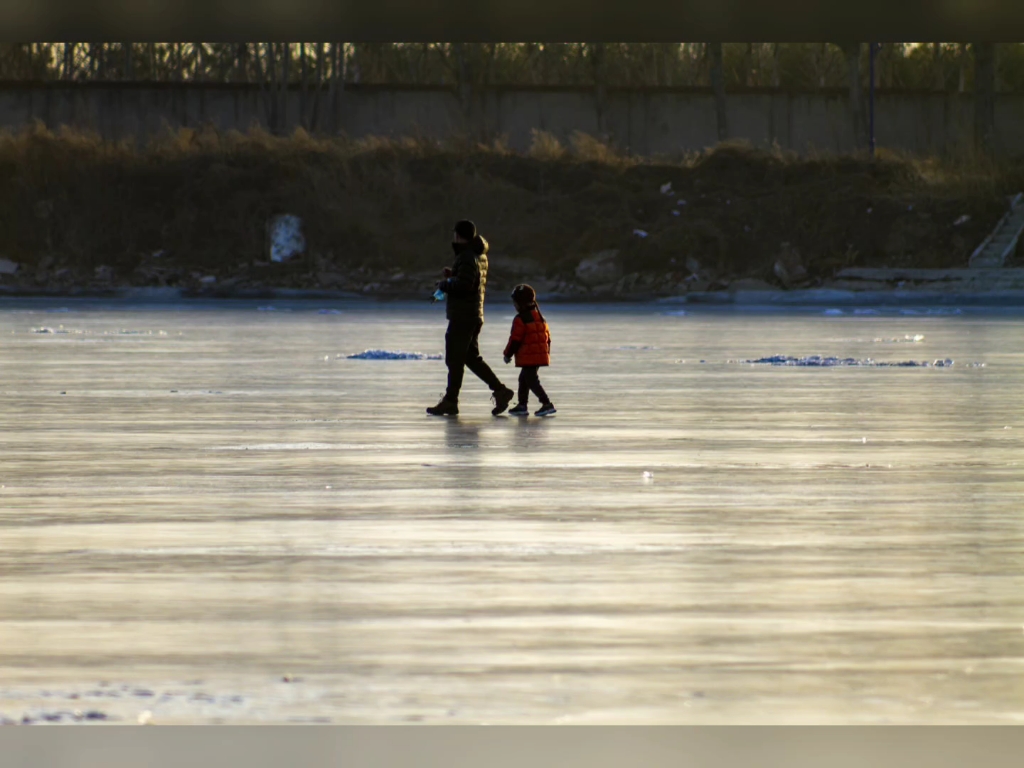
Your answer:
[527,129,566,162]
[0,121,1020,290]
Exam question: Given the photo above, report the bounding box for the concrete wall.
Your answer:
[0,82,1021,157]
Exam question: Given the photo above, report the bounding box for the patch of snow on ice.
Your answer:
[345,350,442,360]
[744,355,953,368]
[874,334,925,344]
[899,308,962,316]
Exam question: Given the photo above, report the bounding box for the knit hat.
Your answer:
[453,220,477,240]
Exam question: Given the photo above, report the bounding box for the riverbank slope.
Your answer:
[1,124,1021,301]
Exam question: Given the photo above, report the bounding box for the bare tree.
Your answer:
[709,42,727,141]
[453,43,471,117]
[174,43,183,81]
[660,44,677,87]
[958,43,968,93]
[63,43,74,80]
[96,42,107,79]
[840,43,866,149]
[281,43,291,131]
[328,43,345,134]
[310,43,325,131]
[193,42,203,82]
[300,43,309,129]
[743,43,754,87]
[995,42,1005,93]
[589,43,608,137]
[253,43,272,127]
[973,42,996,154]
[267,43,279,131]
[235,43,249,83]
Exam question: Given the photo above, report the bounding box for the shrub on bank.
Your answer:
[0,121,1018,293]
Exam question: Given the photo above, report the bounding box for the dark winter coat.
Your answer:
[440,236,489,323]
[503,308,551,367]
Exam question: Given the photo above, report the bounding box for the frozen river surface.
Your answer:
[1,299,1024,724]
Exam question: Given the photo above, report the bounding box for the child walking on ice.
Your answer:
[503,284,556,417]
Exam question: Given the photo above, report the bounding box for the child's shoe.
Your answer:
[508,403,529,417]
[535,402,557,417]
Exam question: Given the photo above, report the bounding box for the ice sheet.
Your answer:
[1,300,1022,724]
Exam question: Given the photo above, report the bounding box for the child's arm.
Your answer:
[503,317,525,360]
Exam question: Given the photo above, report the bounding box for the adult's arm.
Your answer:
[439,252,480,297]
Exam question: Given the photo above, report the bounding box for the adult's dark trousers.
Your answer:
[517,365,549,405]
[445,320,504,401]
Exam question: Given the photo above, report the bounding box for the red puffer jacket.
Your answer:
[503,309,551,367]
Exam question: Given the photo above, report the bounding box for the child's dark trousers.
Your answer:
[517,366,549,406]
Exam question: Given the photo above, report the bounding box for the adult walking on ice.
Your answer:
[426,220,515,417]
